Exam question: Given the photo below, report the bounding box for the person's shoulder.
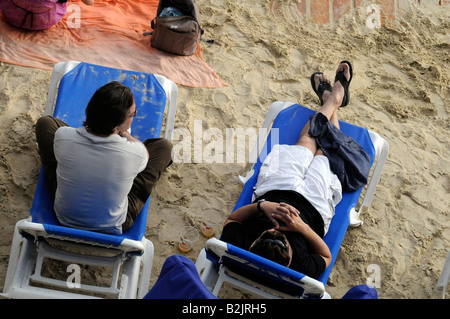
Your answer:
[126,139,147,152]
[120,139,148,163]
[288,237,327,278]
[55,126,77,138]
[221,222,244,246]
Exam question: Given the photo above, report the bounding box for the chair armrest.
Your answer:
[350,130,389,227]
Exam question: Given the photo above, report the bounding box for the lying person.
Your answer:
[221,61,354,279]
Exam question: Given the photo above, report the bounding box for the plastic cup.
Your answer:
[201,210,222,238]
[178,226,199,253]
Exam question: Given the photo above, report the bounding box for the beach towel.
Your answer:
[0,0,226,88]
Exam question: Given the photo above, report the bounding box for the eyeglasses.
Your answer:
[128,108,137,118]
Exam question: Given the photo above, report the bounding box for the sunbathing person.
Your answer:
[221,61,353,279]
[35,81,172,234]
[0,0,94,31]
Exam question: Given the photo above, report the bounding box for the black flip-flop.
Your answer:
[334,60,353,107]
[310,72,332,105]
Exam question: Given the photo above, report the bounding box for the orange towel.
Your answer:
[0,0,226,88]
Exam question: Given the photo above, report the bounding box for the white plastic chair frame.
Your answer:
[2,61,178,299]
[195,101,389,299]
[437,250,450,299]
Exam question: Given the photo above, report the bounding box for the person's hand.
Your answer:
[259,201,284,228]
[118,130,142,144]
[118,130,130,137]
[271,202,307,233]
[117,122,131,134]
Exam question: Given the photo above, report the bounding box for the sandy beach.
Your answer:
[0,0,449,299]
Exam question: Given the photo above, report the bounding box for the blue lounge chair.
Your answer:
[195,101,389,299]
[1,61,177,299]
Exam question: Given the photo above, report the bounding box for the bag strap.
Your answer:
[201,38,214,46]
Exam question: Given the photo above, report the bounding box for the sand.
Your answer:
[0,0,449,299]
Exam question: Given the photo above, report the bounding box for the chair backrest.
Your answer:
[30,62,168,246]
[224,104,376,286]
[206,238,320,298]
[53,62,167,140]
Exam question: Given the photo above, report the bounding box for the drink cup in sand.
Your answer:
[178,226,199,253]
[201,210,222,238]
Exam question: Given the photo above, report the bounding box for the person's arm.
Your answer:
[272,203,332,268]
[81,0,95,5]
[119,131,149,158]
[224,200,284,227]
[118,130,140,143]
[224,203,258,226]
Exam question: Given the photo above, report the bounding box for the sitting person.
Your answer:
[0,0,94,31]
[35,81,172,234]
[221,61,353,279]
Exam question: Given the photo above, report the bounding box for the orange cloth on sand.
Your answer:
[0,0,226,88]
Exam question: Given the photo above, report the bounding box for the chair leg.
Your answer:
[137,238,153,299]
[195,249,220,293]
[211,266,227,297]
[3,223,25,293]
[2,220,38,298]
[119,238,154,299]
[437,250,450,299]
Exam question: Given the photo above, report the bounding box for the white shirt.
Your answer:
[53,126,148,234]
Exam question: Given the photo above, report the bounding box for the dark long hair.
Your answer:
[83,81,134,135]
[250,230,291,266]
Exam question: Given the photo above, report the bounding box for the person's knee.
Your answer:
[35,116,53,131]
[158,138,173,153]
[35,116,57,139]
[147,138,173,155]
[145,138,173,166]
[159,138,174,164]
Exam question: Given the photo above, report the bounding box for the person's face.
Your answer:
[249,229,294,267]
[117,102,136,132]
